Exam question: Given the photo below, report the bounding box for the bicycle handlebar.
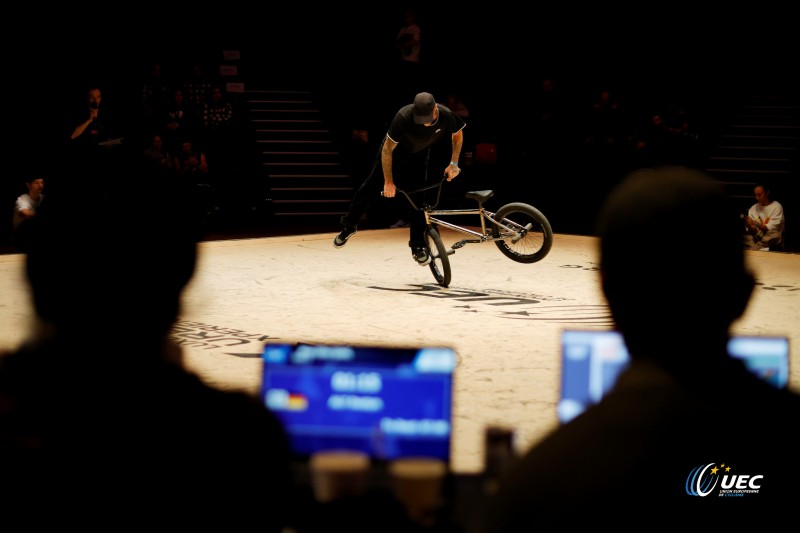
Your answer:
[380,178,448,211]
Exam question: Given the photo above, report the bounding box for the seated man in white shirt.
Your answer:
[743,182,784,251]
[12,176,45,252]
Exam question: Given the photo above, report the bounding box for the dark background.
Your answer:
[5,4,796,239]
[12,4,795,145]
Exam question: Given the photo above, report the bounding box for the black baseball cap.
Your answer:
[413,92,436,124]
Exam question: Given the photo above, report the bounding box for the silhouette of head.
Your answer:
[596,166,754,357]
[25,145,203,342]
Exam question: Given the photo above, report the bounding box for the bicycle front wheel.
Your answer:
[425,225,451,287]
[492,202,553,264]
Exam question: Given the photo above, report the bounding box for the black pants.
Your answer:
[12,221,35,253]
[341,143,431,249]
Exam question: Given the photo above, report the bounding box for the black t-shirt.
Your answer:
[387,103,466,155]
[73,108,103,143]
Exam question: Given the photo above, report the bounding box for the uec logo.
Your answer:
[686,463,763,497]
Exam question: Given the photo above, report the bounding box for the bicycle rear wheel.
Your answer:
[492,202,553,263]
[425,225,451,287]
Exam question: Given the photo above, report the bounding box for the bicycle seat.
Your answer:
[466,190,494,203]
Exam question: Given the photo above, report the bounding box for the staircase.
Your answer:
[244,87,353,225]
[703,91,800,216]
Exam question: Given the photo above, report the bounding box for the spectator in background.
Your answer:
[142,132,175,170]
[631,105,698,169]
[394,8,424,101]
[0,145,292,529]
[70,86,107,145]
[534,77,573,206]
[445,94,470,119]
[479,166,800,530]
[538,78,561,127]
[744,182,785,251]
[175,138,215,220]
[583,86,627,148]
[12,175,45,252]
[202,85,235,169]
[631,112,672,168]
[140,62,171,136]
[175,138,209,180]
[396,8,422,66]
[578,85,631,227]
[203,85,234,136]
[183,63,214,125]
[162,87,194,155]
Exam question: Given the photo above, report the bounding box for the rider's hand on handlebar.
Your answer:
[444,164,461,181]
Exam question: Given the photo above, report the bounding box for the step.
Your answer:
[729,115,800,127]
[255,129,332,141]
[263,158,343,167]
[267,175,354,190]
[247,97,316,105]
[270,196,352,205]
[714,145,797,156]
[718,134,799,149]
[706,156,793,172]
[263,161,344,168]
[737,103,800,112]
[727,125,800,134]
[705,168,792,177]
[253,124,326,130]
[270,205,349,217]
[255,140,332,150]
[245,89,314,96]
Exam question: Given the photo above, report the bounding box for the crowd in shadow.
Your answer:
[4,53,262,253]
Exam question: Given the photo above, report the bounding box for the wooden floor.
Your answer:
[1,227,798,473]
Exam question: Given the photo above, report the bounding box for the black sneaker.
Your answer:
[413,247,431,266]
[333,227,357,248]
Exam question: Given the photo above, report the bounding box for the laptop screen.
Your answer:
[260,342,457,463]
[558,330,790,424]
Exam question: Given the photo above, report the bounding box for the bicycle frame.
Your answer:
[426,206,490,243]
[399,179,528,247]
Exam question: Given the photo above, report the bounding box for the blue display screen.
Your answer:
[261,343,457,462]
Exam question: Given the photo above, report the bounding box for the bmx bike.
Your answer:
[387,177,553,287]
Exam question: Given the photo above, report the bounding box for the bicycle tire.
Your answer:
[492,202,553,264]
[425,225,451,287]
